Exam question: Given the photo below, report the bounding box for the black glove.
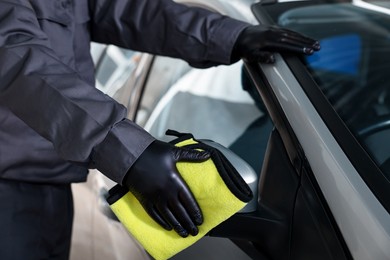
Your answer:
[124,140,210,238]
[232,25,321,63]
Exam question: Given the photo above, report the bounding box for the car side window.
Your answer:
[135,56,272,173]
[92,43,139,103]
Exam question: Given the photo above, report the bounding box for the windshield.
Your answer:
[270,2,390,178]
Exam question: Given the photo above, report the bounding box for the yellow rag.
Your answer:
[107,135,252,260]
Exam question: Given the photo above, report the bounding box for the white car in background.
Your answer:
[72,0,390,259]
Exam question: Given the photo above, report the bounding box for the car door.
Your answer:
[219,1,390,260]
[209,61,352,260]
[128,37,350,260]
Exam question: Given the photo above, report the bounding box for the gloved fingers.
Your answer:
[268,29,320,54]
[283,34,320,51]
[144,203,172,231]
[267,41,315,55]
[268,25,318,44]
[179,188,203,226]
[169,199,199,236]
[172,146,210,162]
[277,27,320,49]
[157,204,189,238]
[232,25,320,63]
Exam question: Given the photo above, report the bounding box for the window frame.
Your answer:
[253,0,390,214]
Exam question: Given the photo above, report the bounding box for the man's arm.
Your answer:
[88,0,320,67]
[0,0,155,184]
[88,0,249,68]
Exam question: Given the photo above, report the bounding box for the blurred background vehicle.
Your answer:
[71,0,390,259]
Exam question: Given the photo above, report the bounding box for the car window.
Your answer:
[269,3,390,180]
[135,56,272,173]
[93,43,139,103]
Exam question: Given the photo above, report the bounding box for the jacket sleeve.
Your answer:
[89,0,250,68]
[0,0,155,184]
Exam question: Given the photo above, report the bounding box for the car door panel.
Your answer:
[291,166,352,260]
[210,128,299,260]
[226,58,352,259]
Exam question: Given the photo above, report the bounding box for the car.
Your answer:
[74,0,390,259]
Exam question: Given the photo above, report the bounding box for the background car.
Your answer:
[71,0,390,259]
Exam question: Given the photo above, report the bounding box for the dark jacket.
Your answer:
[0,0,248,184]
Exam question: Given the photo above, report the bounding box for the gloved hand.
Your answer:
[124,140,210,238]
[232,25,321,63]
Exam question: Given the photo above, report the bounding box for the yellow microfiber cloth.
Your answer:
[106,130,253,260]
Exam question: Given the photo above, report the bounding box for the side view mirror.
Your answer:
[199,139,258,213]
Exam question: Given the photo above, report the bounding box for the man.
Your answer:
[0,0,319,259]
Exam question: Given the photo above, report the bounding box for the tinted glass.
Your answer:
[273,3,390,179]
